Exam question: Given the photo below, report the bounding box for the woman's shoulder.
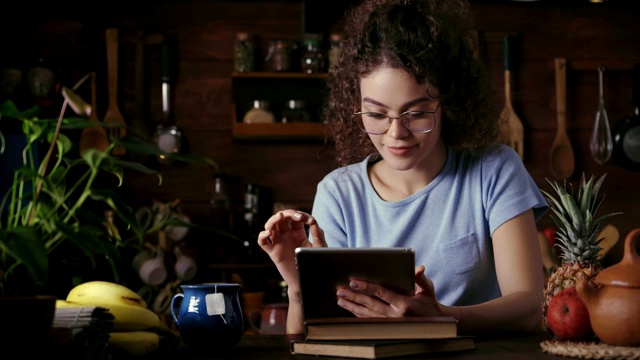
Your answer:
[321,154,377,183]
[453,144,523,171]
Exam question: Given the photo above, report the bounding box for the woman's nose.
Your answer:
[386,117,410,138]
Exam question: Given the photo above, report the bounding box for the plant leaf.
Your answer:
[0,227,48,285]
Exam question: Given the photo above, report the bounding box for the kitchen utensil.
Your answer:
[61,86,91,117]
[500,35,524,159]
[590,66,613,164]
[597,224,619,257]
[103,28,127,155]
[78,72,110,154]
[612,63,640,171]
[550,57,574,180]
[153,36,183,164]
[132,30,150,141]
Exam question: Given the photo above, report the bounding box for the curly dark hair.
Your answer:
[322,0,504,167]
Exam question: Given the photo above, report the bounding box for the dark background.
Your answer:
[1,0,639,292]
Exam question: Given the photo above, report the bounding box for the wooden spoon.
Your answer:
[78,72,110,153]
[598,224,620,257]
[550,57,574,180]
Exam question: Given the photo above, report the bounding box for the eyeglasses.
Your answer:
[353,103,440,135]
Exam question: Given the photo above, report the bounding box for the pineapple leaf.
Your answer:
[540,173,622,265]
[578,175,595,217]
[559,193,583,234]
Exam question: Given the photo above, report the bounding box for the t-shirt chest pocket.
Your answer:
[439,234,480,274]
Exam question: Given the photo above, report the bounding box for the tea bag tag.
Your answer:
[205,293,226,315]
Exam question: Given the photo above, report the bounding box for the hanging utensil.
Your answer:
[550,57,574,180]
[153,35,183,164]
[590,66,613,164]
[500,34,524,160]
[612,63,640,171]
[78,72,110,153]
[104,28,127,155]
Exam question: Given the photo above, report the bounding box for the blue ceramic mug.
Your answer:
[170,283,244,350]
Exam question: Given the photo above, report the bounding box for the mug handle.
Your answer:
[170,293,184,326]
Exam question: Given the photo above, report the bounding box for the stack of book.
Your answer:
[290,316,475,359]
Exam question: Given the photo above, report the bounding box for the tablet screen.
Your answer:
[295,247,415,319]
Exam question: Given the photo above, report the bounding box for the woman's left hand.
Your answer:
[335,265,446,317]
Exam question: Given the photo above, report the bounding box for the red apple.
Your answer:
[546,287,594,341]
[543,227,556,247]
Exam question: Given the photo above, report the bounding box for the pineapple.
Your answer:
[540,173,622,332]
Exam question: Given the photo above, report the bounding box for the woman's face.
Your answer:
[358,66,444,172]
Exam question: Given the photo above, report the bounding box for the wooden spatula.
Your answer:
[78,72,110,153]
[550,58,574,180]
[500,35,524,160]
[104,28,127,155]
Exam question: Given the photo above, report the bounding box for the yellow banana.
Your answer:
[58,299,160,331]
[105,303,161,331]
[108,331,160,355]
[56,299,90,308]
[66,280,148,308]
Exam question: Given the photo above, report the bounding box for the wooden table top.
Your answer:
[153,331,574,359]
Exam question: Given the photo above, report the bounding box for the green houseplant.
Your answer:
[0,75,222,297]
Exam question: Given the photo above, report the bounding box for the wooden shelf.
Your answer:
[231,72,329,140]
[232,122,327,140]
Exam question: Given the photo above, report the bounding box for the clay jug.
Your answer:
[576,228,640,347]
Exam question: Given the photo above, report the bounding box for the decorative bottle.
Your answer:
[234,32,255,73]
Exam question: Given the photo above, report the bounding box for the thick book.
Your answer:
[290,337,475,359]
[304,316,458,341]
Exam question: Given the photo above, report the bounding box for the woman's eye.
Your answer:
[402,111,427,120]
[366,113,388,120]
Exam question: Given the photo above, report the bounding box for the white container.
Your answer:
[243,100,276,124]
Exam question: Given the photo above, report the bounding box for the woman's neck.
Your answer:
[368,141,447,201]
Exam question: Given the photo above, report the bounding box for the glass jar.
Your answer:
[300,37,324,74]
[281,100,311,123]
[265,40,291,72]
[234,32,254,73]
[328,33,344,69]
[243,100,276,124]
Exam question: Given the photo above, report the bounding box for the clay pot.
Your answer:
[576,228,640,347]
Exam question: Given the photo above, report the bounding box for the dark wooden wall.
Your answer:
[2,0,639,270]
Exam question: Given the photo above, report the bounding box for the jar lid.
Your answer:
[253,100,269,109]
[287,100,305,109]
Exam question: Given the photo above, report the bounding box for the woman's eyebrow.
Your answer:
[361,96,434,109]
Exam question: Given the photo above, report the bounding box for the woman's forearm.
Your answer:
[285,288,305,334]
[454,291,543,335]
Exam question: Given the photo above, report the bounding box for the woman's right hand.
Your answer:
[257,209,326,291]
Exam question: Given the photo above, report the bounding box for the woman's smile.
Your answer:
[385,144,417,156]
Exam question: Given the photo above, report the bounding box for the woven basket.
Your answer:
[540,339,640,360]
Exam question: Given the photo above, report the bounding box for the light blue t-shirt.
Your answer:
[310,144,548,306]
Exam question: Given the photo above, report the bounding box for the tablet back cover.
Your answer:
[295,247,415,319]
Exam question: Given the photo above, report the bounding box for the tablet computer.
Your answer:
[294,247,416,320]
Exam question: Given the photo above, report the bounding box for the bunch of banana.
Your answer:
[57,280,179,356]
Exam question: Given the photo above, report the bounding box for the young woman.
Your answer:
[257,0,548,335]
